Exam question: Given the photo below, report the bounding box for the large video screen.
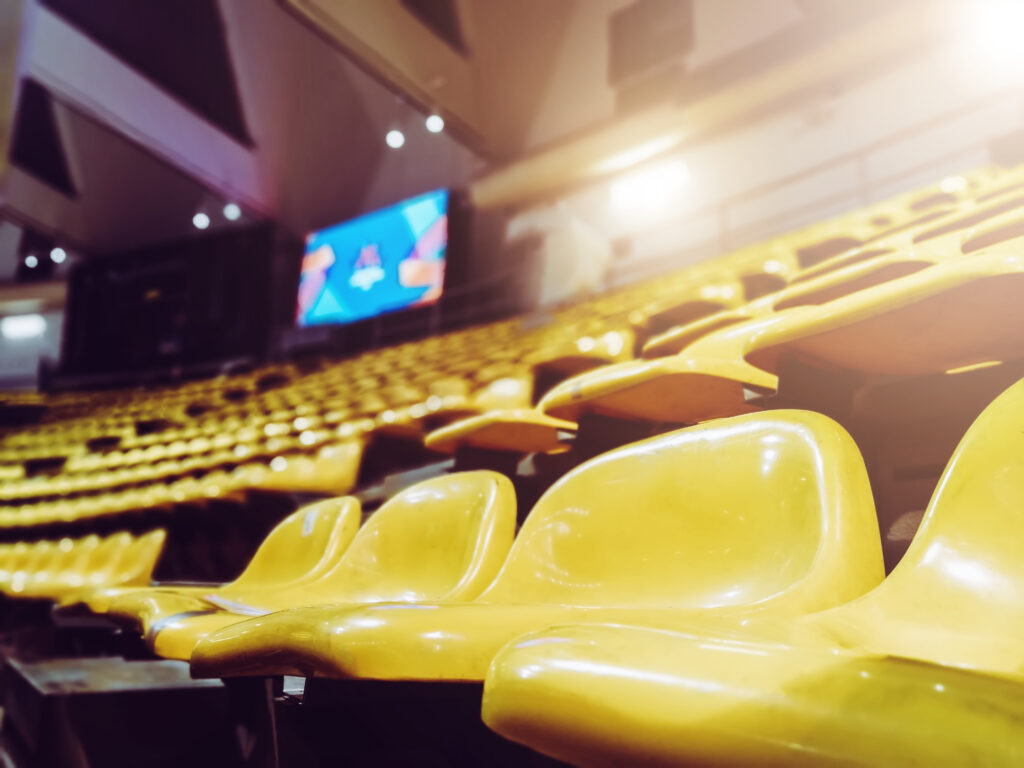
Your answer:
[296,189,448,327]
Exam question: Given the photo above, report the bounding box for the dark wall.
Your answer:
[60,224,300,380]
[40,0,250,145]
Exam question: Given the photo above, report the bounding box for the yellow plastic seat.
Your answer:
[640,310,749,359]
[544,250,1024,423]
[0,542,32,582]
[99,529,167,592]
[482,376,1024,767]
[639,183,1024,362]
[961,206,1024,254]
[484,624,1024,768]
[632,285,742,338]
[539,353,771,423]
[742,251,1024,378]
[144,470,516,660]
[16,535,102,599]
[468,373,535,413]
[240,441,364,495]
[530,330,634,379]
[424,409,576,455]
[654,245,940,355]
[190,410,883,681]
[556,246,939,418]
[77,496,361,615]
[7,531,163,598]
[3,540,58,595]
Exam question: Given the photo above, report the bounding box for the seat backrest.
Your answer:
[110,530,167,586]
[319,470,516,603]
[481,411,883,612]
[0,542,33,576]
[16,540,55,576]
[231,497,361,590]
[86,532,134,577]
[59,535,102,575]
[772,258,933,311]
[855,377,1024,630]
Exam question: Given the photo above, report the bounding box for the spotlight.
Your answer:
[425,114,445,133]
[24,254,38,269]
[960,0,1024,82]
[940,176,968,194]
[385,129,406,149]
[0,314,46,340]
[192,212,211,230]
[50,247,67,264]
[610,159,691,218]
[223,203,241,221]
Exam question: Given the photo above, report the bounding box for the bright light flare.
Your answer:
[1,314,46,340]
[385,129,406,148]
[425,114,445,133]
[955,0,1024,83]
[610,160,691,219]
[940,176,968,194]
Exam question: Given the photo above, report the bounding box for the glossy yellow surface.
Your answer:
[153,470,516,659]
[190,410,883,680]
[0,165,1015,530]
[469,374,535,412]
[89,496,361,617]
[632,286,742,336]
[482,376,1024,767]
[0,530,166,600]
[484,625,1024,768]
[640,310,748,359]
[530,329,635,377]
[243,441,364,495]
[424,409,576,455]
[545,256,887,420]
[744,252,1024,377]
[543,250,1024,424]
[639,246,933,359]
[538,355,771,423]
[109,529,168,589]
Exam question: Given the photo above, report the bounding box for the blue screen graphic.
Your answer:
[296,189,448,327]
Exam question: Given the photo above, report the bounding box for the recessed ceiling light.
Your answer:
[50,247,67,264]
[385,129,406,149]
[24,254,38,268]
[425,114,444,133]
[223,203,241,221]
[193,212,211,230]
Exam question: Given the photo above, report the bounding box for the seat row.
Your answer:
[435,182,1024,457]
[1,164,1017,532]
[0,529,164,600]
[27,374,1024,765]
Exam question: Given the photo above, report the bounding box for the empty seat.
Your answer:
[744,251,1024,377]
[424,409,576,456]
[189,410,883,680]
[7,530,166,600]
[237,441,365,495]
[543,251,1024,424]
[482,376,1024,767]
[530,330,635,398]
[75,496,362,616]
[143,470,516,660]
[546,246,937,419]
